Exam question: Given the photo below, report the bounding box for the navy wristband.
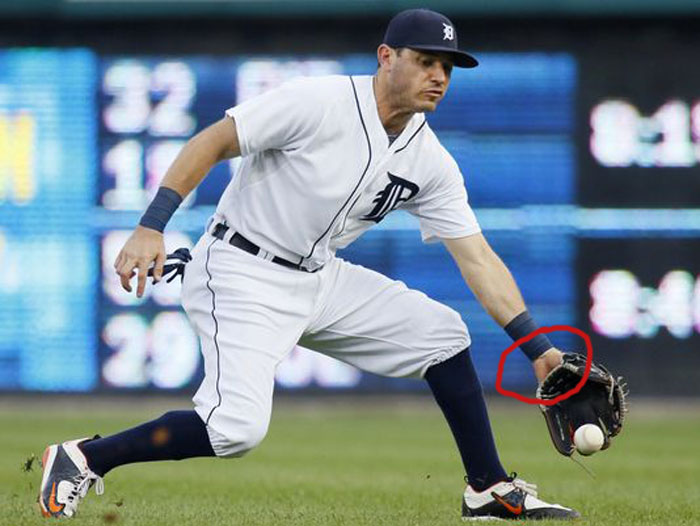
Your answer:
[139,187,183,233]
[504,311,553,362]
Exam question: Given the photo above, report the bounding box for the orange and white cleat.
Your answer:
[38,438,104,518]
[462,473,580,521]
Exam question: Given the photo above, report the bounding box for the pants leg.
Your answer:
[300,257,506,488]
[182,234,317,457]
[300,257,469,377]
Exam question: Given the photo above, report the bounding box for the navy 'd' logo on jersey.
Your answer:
[361,173,419,223]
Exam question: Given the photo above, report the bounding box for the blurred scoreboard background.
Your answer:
[1,43,698,394]
[0,50,97,390]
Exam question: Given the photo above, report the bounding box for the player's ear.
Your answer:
[377,44,394,70]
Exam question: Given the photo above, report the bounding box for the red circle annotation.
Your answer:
[495,325,592,406]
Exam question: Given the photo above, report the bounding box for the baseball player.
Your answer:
[39,9,580,521]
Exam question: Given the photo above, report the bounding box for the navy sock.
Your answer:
[425,348,508,492]
[79,410,216,476]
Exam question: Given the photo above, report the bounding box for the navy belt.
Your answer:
[211,223,316,272]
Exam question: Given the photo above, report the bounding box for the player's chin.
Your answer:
[415,99,440,113]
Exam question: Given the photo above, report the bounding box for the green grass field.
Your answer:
[1,397,698,526]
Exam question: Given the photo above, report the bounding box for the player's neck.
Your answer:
[373,75,414,136]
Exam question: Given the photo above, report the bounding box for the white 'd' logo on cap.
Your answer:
[442,23,454,41]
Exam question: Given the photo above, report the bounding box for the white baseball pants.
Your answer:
[181,232,470,457]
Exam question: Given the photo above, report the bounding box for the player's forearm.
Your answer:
[446,235,556,361]
[136,136,220,233]
[160,123,237,198]
[454,243,526,327]
[138,118,240,234]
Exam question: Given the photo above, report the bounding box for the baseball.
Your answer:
[573,424,605,455]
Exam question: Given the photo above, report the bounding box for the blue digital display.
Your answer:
[0,49,98,391]
[0,51,578,392]
[437,54,576,207]
[94,53,578,392]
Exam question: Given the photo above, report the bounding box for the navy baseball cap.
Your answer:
[383,8,478,68]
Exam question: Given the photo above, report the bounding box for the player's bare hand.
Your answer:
[533,348,564,383]
[114,226,166,297]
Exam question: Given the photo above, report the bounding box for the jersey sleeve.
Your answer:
[409,154,481,244]
[225,77,325,156]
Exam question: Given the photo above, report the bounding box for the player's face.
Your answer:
[388,48,453,112]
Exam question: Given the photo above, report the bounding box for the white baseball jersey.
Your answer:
[219,74,480,270]
[183,74,478,457]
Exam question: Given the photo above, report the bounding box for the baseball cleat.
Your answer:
[38,437,104,518]
[462,473,580,521]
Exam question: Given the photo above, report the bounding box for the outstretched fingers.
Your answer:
[117,258,137,293]
[135,258,150,297]
[152,250,166,283]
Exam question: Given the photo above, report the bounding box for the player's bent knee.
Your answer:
[428,305,469,347]
[206,419,269,458]
[412,306,470,378]
[443,306,468,335]
[231,421,268,457]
